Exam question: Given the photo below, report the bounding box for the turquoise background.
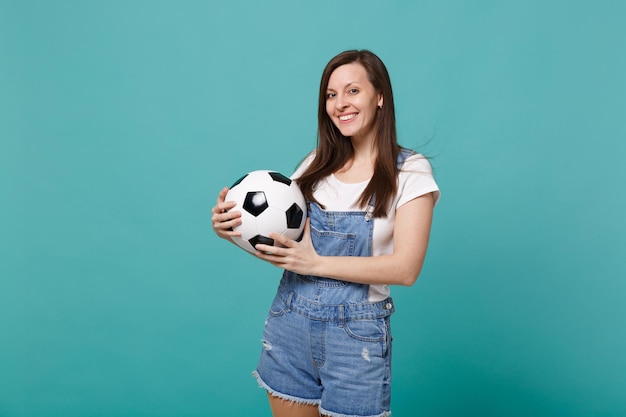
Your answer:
[1,1,625,416]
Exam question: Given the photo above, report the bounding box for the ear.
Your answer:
[378,94,383,109]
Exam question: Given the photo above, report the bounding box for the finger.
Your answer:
[254,243,281,255]
[255,252,287,268]
[215,188,240,210]
[213,222,242,236]
[213,202,239,217]
[212,188,236,214]
[216,187,229,203]
[211,209,238,223]
[268,232,296,248]
[212,215,242,231]
[222,229,242,237]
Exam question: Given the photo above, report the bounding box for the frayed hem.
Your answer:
[319,406,391,417]
[252,370,321,407]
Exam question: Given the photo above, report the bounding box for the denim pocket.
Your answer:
[343,318,388,343]
[310,225,355,257]
[268,295,289,317]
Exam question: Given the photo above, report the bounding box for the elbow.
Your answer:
[398,251,426,285]
[399,274,419,287]
[397,266,423,287]
[389,252,426,286]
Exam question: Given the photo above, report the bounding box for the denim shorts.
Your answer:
[254,285,394,417]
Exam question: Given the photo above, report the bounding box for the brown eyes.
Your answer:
[326,89,359,99]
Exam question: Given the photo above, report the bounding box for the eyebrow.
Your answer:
[326,81,360,91]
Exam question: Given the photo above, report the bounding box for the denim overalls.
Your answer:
[254,149,414,417]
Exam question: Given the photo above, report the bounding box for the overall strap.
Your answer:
[397,147,416,166]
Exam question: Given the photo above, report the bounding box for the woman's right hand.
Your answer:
[211,187,242,240]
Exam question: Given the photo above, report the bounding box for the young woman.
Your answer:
[211,50,440,417]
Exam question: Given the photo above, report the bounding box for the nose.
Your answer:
[335,94,349,110]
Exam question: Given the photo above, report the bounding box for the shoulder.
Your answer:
[400,152,434,175]
[396,153,440,207]
[291,151,316,179]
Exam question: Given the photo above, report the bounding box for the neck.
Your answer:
[350,135,377,163]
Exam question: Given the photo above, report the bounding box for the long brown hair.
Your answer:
[296,49,400,218]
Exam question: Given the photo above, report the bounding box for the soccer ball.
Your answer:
[225,170,307,254]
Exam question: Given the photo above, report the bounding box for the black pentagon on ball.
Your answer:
[249,235,275,248]
[285,203,304,229]
[230,173,249,188]
[243,191,268,216]
[269,172,292,186]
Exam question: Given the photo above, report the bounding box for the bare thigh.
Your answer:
[267,393,321,417]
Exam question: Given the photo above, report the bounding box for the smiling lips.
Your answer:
[339,113,357,122]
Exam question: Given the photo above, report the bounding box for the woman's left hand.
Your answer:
[254,219,320,275]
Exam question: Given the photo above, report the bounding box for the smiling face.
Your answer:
[325,62,383,143]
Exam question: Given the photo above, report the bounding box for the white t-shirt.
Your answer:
[292,152,440,302]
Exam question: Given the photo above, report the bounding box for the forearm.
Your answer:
[256,195,435,285]
[311,253,425,287]
[311,196,434,286]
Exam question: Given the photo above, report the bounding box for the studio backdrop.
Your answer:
[1,1,625,416]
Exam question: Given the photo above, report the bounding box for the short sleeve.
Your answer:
[290,151,316,180]
[396,154,440,208]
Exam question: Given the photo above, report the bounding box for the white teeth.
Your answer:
[339,114,356,121]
